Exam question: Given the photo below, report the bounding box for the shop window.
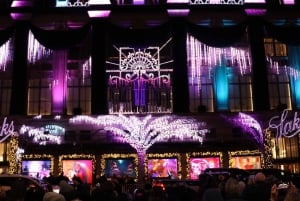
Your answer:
[274,136,299,159]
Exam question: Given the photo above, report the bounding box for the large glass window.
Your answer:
[27,79,52,115]
[67,77,91,115]
[27,30,91,115]
[0,38,13,115]
[264,38,292,110]
[187,34,253,113]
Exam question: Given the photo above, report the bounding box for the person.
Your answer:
[200,175,224,201]
[270,182,300,201]
[242,172,271,201]
[223,177,246,201]
[43,191,66,201]
[111,161,121,177]
[73,162,89,184]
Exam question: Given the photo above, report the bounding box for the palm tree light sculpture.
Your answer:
[70,114,209,182]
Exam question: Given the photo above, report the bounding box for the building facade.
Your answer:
[0,0,299,183]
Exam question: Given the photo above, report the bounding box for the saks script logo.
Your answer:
[268,109,300,141]
[0,117,14,143]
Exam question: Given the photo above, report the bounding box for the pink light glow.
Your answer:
[244,0,265,2]
[167,0,189,3]
[167,9,190,17]
[52,50,67,114]
[87,10,111,18]
[10,0,33,20]
[283,0,295,4]
[133,0,144,5]
[244,9,266,16]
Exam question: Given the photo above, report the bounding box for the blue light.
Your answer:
[214,65,229,110]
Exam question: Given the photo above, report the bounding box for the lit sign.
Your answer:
[0,117,15,142]
[268,109,300,141]
[44,125,65,135]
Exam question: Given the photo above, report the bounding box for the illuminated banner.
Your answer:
[268,109,300,141]
[0,117,14,142]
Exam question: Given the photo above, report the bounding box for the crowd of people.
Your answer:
[1,170,300,201]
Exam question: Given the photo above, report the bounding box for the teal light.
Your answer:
[214,65,229,110]
[290,78,300,108]
[288,45,300,109]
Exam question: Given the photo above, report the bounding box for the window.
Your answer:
[264,38,292,110]
[67,77,91,115]
[187,34,252,113]
[27,79,52,115]
[273,136,299,159]
[0,80,11,115]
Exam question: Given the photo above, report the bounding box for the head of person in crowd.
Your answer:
[224,177,242,199]
[254,172,266,184]
[43,191,66,201]
[247,174,255,185]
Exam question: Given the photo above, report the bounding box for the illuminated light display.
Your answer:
[167,9,190,17]
[189,0,243,4]
[101,153,138,181]
[106,45,173,114]
[0,117,15,143]
[58,154,96,175]
[10,0,33,20]
[70,114,208,152]
[19,124,64,145]
[214,64,229,110]
[20,154,54,175]
[186,152,222,179]
[146,153,181,179]
[228,149,263,168]
[282,0,295,4]
[27,31,52,64]
[52,50,67,114]
[8,136,19,174]
[88,0,111,18]
[187,34,252,92]
[263,128,273,168]
[70,114,208,182]
[226,112,263,149]
[267,109,300,141]
[0,39,13,72]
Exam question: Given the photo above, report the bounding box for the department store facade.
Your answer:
[0,0,299,183]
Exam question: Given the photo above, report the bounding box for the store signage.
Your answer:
[0,117,14,143]
[268,109,300,140]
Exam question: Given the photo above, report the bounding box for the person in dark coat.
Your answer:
[242,172,272,201]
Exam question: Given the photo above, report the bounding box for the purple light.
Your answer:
[70,115,208,152]
[244,9,266,16]
[87,10,111,18]
[244,0,265,2]
[283,0,295,4]
[10,0,33,20]
[227,112,263,149]
[167,9,190,17]
[133,0,144,5]
[52,51,67,114]
[167,0,188,2]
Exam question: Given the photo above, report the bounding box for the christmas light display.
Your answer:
[70,114,209,182]
[225,112,263,150]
